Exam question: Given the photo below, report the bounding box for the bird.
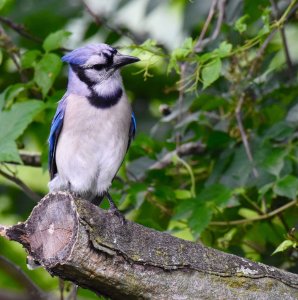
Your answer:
[48,43,139,216]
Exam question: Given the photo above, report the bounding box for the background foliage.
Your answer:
[0,0,297,298]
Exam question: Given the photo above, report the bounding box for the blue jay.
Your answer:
[48,43,139,215]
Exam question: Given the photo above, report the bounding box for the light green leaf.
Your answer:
[201,58,222,89]
[21,50,41,69]
[43,30,71,52]
[0,101,44,163]
[272,240,296,255]
[175,189,192,199]
[260,8,270,35]
[0,0,8,10]
[215,41,233,57]
[234,15,249,33]
[189,204,212,238]
[238,208,259,219]
[34,53,62,97]
[274,175,298,199]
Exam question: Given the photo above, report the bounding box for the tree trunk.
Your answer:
[1,192,297,299]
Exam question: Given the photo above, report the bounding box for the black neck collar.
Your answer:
[87,87,123,109]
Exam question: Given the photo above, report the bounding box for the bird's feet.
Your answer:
[106,192,126,225]
[92,192,126,225]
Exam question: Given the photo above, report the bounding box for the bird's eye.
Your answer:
[92,64,104,71]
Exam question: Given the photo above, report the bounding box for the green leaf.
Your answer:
[197,184,232,206]
[258,182,274,197]
[43,30,71,52]
[0,141,21,163]
[0,84,26,110]
[286,103,298,124]
[201,58,222,89]
[0,0,8,10]
[189,204,212,238]
[21,50,41,69]
[234,15,249,33]
[0,101,44,163]
[274,175,298,199]
[215,41,233,57]
[261,148,287,177]
[173,200,196,220]
[168,38,193,73]
[34,53,62,97]
[272,240,296,255]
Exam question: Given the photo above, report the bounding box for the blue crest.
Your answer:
[62,43,115,65]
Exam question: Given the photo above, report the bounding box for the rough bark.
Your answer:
[1,192,297,299]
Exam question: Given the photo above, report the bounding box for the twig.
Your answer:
[0,25,27,81]
[5,152,41,167]
[176,63,187,147]
[270,0,293,77]
[0,256,48,300]
[195,0,227,52]
[248,29,278,77]
[20,152,41,167]
[149,141,205,171]
[210,199,297,226]
[194,0,218,52]
[66,285,78,300]
[235,93,259,178]
[0,168,40,202]
[0,16,42,43]
[81,0,143,44]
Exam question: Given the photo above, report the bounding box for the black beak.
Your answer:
[113,53,140,68]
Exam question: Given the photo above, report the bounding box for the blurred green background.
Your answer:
[0,0,297,298]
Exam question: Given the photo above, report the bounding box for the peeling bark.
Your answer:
[2,192,298,299]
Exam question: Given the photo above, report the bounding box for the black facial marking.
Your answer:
[70,64,95,86]
[102,51,114,68]
[87,87,123,109]
[91,64,105,71]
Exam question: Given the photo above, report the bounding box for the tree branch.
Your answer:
[0,256,49,300]
[195,0,227,52]
[210,198,298,226]
[235,93,259,178]
[270,0,294,77]
[81,0,144,44]
[1,192,297,299]
[19,152,42,167]
[149,141,205,171]
[0,16,42,43]
[0,168,40,202]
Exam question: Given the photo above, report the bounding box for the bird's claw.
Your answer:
[108,206,126,225]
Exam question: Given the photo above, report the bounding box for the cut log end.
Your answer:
[7,192,79,268]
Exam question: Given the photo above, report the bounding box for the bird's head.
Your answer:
[62,43,139,85]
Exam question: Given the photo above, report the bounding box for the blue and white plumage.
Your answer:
[48,43,139,207]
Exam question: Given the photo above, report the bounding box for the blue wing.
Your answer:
[127,112,136,151]
[48,95,67,179]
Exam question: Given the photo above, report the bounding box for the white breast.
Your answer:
[53,93,131,198]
